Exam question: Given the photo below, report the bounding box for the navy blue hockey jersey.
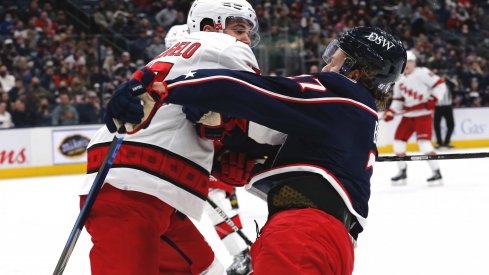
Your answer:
[165,69,379,235]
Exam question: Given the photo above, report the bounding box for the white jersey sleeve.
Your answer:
[418,67,446,101]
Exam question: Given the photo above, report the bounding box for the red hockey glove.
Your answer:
[183,106,248,141]
[197,117,247,140]
[424,96,437,110]
[214,151,255,187]
[382,109,395,122]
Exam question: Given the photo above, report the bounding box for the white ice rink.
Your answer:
[1,148,488,275]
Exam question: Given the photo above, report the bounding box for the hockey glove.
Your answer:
[105,67,158,133]
[214,151,255,187]
[382,109,395,122]
[183,106,245,140]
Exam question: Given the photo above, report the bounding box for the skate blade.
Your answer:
[391,179,407,186]
[428,179,444,187]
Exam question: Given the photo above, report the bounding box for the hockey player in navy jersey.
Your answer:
[108,26,407,274]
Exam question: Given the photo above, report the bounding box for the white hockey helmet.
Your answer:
[406,50,416,62]
[165,24,190,49]
[187,0,260,47]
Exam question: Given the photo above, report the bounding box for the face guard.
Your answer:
[321,39,356,74]
[224,16,260,48]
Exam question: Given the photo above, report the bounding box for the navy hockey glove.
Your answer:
[104,67,156,133]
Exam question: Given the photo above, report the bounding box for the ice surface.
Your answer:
[0,148,487,275]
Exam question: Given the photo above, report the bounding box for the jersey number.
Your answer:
[288,75,327,92]
[147,61,174,82]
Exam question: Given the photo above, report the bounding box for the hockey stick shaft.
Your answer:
[207,198,253,246]
[377,152,489,162]
[53,133,125,275]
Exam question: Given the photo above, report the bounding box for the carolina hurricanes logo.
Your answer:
[399,83,424,101]
[214,23,223,30]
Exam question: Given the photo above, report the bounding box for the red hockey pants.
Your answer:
[80,184,214,275]
[250,208,354,275]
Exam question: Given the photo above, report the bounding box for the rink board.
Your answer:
[1,107,488,179]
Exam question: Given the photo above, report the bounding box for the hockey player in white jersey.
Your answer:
[80,1,260,274]
[164,23,254,275]
[383,50,447,185]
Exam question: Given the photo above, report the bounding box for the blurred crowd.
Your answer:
[0,0,488,129]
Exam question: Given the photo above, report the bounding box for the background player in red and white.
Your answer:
[81,0,260,274]
[383,50,447,185]
[164,23,254,275]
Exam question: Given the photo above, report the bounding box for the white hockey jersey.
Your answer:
[390,67,446,117]
[82,32,259,220]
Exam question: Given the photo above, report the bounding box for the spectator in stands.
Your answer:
[113,51,136,80]
[30,76,51,101]
[155,0,177,29]
[26,0,42,21]
[10,98,35,127]
[76,90,100,124]
[0,12,14,36]
[466,77,483,107]
[51,92,79,125]
[40,61,56,91]
[0,65,15,93]
[129,31,149,61]
[146,35,165,60]
[64,49,86,70]
[70,77,87,103]
[93,5,111,30]
[36,96,51,126]
[0,101,13,128]
[35,11,55,36]
[89,65,110,89]
[53,66,72,89]
[99,92,111,121]
[1,38,17,69]
[7,79,24,102]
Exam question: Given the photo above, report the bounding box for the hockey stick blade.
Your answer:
[53,132,125,275]
[377,152,489,162]
[207,198,253,246]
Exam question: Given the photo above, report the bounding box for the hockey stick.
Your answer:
[53,129,125,275]
[207,198,253,246]
[377,152,489,162]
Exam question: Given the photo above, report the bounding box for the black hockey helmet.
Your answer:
[322,27,407,94]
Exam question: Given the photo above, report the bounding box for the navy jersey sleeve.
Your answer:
[165,69,377,140]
